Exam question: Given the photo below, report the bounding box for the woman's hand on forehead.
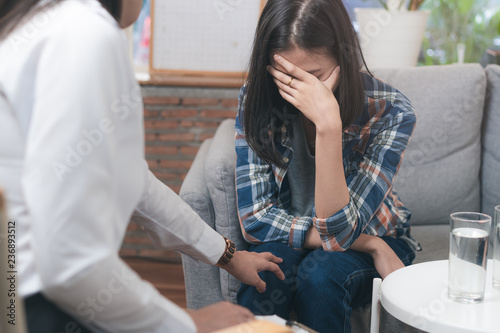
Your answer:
[270,55,315,80]
[267,54,341,130]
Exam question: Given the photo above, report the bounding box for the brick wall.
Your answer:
[119,85,240,261]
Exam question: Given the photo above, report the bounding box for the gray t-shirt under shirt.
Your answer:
[287,117,316,217]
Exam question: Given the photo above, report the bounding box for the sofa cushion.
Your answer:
[374,64,485,226]
[204,118,246,302]
[410,224,450,263]
[481,65,500,220]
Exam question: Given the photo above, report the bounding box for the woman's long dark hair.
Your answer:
[244,0,369,169]
[0,0,122,40]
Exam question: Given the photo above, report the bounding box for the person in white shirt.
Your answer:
[0,0,285,332]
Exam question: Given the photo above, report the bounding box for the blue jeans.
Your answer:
[237,236,415,333]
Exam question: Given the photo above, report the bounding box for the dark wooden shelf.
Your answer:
[138,72,246,88]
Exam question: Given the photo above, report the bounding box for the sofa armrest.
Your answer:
[204,118,249,303]
[180,139,224,309]
[204,119,247,249]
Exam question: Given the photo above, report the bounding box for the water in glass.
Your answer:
[448,227,489,303]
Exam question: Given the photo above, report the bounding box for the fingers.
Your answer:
[234,305,254,326]
[253,263,284,291]
[273,54,309,81]
[232,303,254,320]
[252,273,267,293]
[256,253,285,281]
[276,85,296,106]
[267,66,298,104]
[270,73,295,96]
[266,61,303,109]
[269,262,285,281]
[219,302,254,327]
[324,66,341,91]
[260,252,283,264]
[267,65,293,87]
[266,68,296,104]
[253,253,285,291]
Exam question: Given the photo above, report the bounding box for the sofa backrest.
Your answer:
[374,64,486,225]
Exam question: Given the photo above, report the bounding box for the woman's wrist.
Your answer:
[366,236,386,256]
[314,114,342,135]
[304,226,322,249]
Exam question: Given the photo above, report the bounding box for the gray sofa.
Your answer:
[179,64,500,332]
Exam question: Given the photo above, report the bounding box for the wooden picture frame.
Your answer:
[147,0,266,87]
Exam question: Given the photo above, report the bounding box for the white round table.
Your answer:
[377,260,500,333]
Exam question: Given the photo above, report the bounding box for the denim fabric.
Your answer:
[25,293,93,333]
[237,237,415,333]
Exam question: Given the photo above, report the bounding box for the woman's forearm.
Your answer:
[349,233,383,254]
[314,127,350,219]
[306,225,388,254]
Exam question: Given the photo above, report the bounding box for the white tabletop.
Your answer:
[380,260,500,333]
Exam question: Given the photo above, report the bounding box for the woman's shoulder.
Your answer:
[361,72,412,107]
[359,71,415,122]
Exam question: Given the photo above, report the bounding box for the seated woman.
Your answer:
[234,0,420,332]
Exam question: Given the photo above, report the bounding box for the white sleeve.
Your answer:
[21,11,197,332]
[132,166,226,266]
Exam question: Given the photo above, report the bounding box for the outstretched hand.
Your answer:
[267,54,341,129]
[223,250,285,293]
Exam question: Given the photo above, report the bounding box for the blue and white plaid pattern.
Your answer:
[235,73,417,251]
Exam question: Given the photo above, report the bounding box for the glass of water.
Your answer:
[493,205,500,290]
[448,212,491,304]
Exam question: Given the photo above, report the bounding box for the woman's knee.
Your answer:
[296,250,348,290]
[239,243,305,317]
[250,242,307,280]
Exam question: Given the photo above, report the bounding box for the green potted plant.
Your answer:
[355,0,430,69]
[420,0,500,65]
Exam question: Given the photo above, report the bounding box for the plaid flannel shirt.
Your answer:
[235,72,417,251]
